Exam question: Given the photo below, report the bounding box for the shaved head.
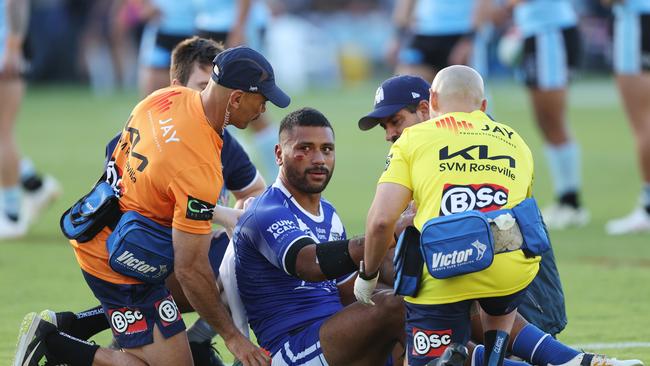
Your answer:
[429,65,486,117]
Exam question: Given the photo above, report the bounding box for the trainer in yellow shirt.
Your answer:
[355,65,540,366]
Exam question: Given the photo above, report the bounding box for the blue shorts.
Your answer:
[209,232,229,276]
[82,271,185,349]
[614,10,650,74]
[271,319,329,366]
[406,289,527,366]
[521,26,580,90]
[139,24,191,68]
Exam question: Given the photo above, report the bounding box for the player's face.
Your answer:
[185,63,212,91]
[280,126,335,194]
[228,91,268,129]
[378,108,423,143]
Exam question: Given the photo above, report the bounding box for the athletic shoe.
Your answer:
[189,340,225,366]
[542,204,590,230]
[552,353,644,366]
[38,310,58,327]
[606,208,650,235]
[426,344,469,366]
[12,312,59,366]
[21,175,62,226]
[0,213,28,240]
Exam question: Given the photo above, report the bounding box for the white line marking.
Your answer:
[570,342,650,350]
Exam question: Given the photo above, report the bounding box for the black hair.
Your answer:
[170,36,224,86]
[279,107,334,138]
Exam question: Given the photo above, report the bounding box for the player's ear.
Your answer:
[416,99,430,121]
[171,78,182,86]
[274,143,283,166]
[429,90,439,115]
[480,99,487,112]
[229,90,245,109]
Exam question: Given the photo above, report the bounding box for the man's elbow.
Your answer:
[368,216,395,234]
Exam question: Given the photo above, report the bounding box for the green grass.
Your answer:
[1,78,649,364]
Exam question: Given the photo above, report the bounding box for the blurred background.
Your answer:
[2,0,650,364]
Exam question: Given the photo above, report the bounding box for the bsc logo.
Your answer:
[412,328,452,357]
[109,308,146,334]
[155,297,181,326]
[440,183,509,216]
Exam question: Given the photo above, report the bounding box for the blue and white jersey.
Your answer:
[514,0,577,37]
[193,0,268,33]
[413,0,477,36]
[614,0,650,14]
[151,0,195,35]
[234,180,347,353]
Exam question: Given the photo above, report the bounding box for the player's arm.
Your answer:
[363,182,412,278]
[231,173,266,209]
[173,229,269,366]
[2,0,29,77]
[285,236,365,283]
[227,0,252,47]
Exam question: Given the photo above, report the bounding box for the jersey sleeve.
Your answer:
[251,203,313,275]
[221,130,259,192]
[168,164,222,234]
[378,132,412,190]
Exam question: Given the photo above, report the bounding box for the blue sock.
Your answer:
[472,345,528,366]
[512,324,579,365]
[2,185,22,221]
[544,141,581,198]
[642,183,650,211]
[19,158,37,181]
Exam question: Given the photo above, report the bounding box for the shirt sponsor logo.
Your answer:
[115,251,160,275]
[266,219,299,239]
[186,196,215,221]
[440,183,509,216]
[439,145,516,168]
[435,116,475,133]
[412,328,452,357]
[109,308,147,335]
[155,296,181,327]
[384,153,393,171]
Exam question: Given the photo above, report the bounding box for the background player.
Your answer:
[138,0,195,95]
[508,0,587,229]
[234,107,405,365]
[0,0,61,240]
[605,0,650,234]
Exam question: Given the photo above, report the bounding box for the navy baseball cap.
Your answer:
[358,75,430,130]
[212,46,290,108]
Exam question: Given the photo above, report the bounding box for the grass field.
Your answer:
[1,77,649,365]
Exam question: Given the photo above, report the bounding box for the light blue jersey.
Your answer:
[194,0,268,33]
[615,0,650,13]
[233,180,348,354]
[151,0,195,35]
[413,0,476,36]
[514,0,577,37]
[0,0,6,61]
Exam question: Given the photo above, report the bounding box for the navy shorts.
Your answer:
[82,271,185,349]
[209,231,229,276]
[406,289,527,366]
[399,34,467,70]
[271,319,329,366]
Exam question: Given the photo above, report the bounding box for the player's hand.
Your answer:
[224,334,271,366]
[385,37,402,67]
[226,25,246,48]
[354,261,379,305]
[212,205,244,238]
[394,201,417,244]
[0,39,25,79]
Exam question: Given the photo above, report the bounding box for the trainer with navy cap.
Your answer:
[11,45,287,366]
[358,75,430,142]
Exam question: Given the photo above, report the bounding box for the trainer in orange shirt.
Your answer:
[14,46,289,366]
